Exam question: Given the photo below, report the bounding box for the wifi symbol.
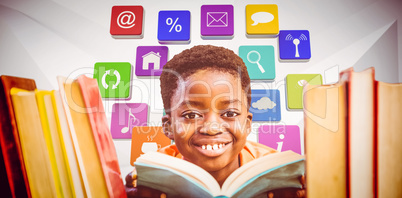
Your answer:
[299,34,308,41]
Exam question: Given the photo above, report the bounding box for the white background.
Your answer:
[1,0,401,180]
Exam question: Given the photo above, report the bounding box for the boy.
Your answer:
[126,45,304,197]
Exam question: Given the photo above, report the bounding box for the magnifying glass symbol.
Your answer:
[247,50,265,73]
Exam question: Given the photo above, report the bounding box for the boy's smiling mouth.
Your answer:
[191,136,234,157]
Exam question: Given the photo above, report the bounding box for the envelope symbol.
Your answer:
[207,12,228,27]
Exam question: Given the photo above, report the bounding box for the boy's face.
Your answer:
[164,69,252,172]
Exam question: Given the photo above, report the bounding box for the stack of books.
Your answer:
[0,75,126,198]
[303,67,402,198]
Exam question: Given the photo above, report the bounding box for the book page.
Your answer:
[222,150,304,196]
[135,151,221,195]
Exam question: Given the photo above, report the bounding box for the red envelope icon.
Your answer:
[207,12,228,27]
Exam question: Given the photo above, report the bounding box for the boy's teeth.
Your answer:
[201,144,225,150]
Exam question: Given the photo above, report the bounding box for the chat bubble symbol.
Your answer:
[251,12,274,26]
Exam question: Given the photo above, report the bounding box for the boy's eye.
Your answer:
[222,111,239,118]
[183,112,202,119]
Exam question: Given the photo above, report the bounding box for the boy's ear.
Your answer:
[162,114,174,140]
[246,112,253,135]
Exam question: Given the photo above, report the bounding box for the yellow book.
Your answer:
[303,77,347,198]
[36,90,74,198]
[57,77,109,198]
[51,90,86,198]
[10,88,57,197]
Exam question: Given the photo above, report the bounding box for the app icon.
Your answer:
[201,5,234,38]
[135,46,168,76]
[286,74,322,109]
[258,125,301,154]
[250,89,281,121]
[110,6,144,38]
[130,126,172,165]
[239,46,275,80]
[158,10,191,44]
[93,62,132,99]
[246,4,279,36]
[110,103,148,139]
[279,30,311,60]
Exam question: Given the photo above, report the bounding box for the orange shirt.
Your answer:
[157,140,277,166]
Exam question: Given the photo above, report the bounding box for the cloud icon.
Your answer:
[252,97,276,110]
[251,12,274,26]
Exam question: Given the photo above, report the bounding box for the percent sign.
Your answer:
[166,17,182,32]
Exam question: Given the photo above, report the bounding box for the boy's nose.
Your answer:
[199,121,223,135]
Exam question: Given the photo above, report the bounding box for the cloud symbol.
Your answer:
[252,97,276,110]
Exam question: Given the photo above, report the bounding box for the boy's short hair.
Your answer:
[160,45,251,113]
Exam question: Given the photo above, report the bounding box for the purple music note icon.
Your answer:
[111,103,148,139]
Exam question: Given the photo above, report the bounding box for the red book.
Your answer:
[0,75,36,198]
[77,75,126,198]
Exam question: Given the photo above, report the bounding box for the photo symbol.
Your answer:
[285,34,308,57]
[247,50,265,73]
[166,17,182,32]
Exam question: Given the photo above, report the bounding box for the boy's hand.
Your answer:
[125,169,166,198]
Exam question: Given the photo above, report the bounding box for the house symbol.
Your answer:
[142,51,161,70]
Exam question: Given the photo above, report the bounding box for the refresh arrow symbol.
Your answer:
[101,70,110,89]
[112,70,121,89]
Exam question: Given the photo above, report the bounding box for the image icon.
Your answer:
[258,125,301,154]
[250,89,281,121]
[135,46,168,76]
[110,6,143,38]
[286,74,322,109]
[239,45,275,80]
[279,30,311,60]
[201,5,234,38]
[158,10,191,44]
[246,4,279,36]
[110,103,148,139]
[94,62,132,98]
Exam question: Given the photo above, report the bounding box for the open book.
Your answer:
[135,150,304,198]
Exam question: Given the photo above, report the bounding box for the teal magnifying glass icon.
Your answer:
[247,50,265,73]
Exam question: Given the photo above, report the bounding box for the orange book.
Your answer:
[0,75,35,198]
[303,74,348,198]
[377,81,402,197]
[77,75,126,198]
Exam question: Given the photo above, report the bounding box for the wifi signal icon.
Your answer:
[279,30,311,60]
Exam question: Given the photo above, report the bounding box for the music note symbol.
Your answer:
[121,109,137,133]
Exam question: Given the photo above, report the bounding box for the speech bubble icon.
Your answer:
[251,12,274,26]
